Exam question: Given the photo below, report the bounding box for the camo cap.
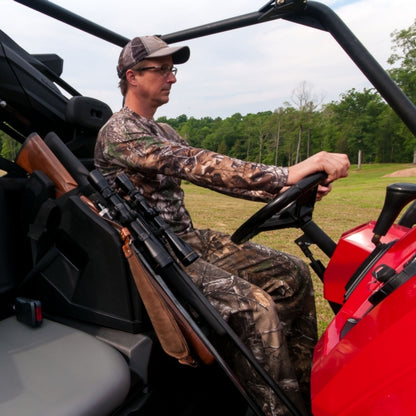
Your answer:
[117,36,190,78]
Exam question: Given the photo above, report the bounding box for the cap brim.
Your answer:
[147,45,190,64]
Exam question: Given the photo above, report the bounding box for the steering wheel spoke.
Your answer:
[231,172,325,244]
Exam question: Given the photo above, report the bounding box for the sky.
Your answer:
[1,0,415,119]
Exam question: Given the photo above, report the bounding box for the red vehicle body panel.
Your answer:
[312,224,416,415]
[323,221,409,305]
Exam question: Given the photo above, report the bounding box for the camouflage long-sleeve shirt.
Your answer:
[94,106,289,234]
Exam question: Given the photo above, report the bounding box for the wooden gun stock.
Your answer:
[15,132,78,197]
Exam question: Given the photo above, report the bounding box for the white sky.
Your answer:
[1,0,415,119]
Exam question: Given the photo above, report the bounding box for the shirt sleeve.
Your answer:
[97,114,289,202]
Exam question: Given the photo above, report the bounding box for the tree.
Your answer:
[202,113,244,153]
[388,19,416,103]
[243,112,272,163]
[323,88,386,163]
[0,133,21,160]
[290,81,323,163]
[387,19,416,161]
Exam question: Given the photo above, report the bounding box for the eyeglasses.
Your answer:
[134,64,178,76]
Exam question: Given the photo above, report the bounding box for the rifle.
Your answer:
[88,173,304,416]
[16,131,304,416]
[16,132,215,365]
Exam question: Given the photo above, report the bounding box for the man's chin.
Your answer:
[158,97,170,106]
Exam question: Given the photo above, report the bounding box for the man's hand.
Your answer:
[316,183,332,201]
[287,151,350,186]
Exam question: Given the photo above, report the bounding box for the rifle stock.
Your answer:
[16,132,78,197]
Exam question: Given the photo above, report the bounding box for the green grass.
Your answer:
[183,163,416,335]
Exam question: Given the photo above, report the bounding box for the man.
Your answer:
[95,36,350,416]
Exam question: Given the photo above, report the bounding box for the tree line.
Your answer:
[157,20,416,166]
[1,20,415,165]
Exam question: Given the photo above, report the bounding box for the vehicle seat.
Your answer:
[0,316,130,416]
[64,95,113,167]
[0,179,130,415]
[0,167,151,415]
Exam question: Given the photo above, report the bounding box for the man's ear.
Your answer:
[125,69,138,86]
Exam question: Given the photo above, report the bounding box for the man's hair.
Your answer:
[118,63,146,97]
[118,77,128,97]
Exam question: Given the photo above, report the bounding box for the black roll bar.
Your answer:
[14,0,416,136]
[14,0,130,47]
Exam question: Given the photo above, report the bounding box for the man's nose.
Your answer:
[167,72,176,83]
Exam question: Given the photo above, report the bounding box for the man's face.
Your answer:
[130,56,177,108]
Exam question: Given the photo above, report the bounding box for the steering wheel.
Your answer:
[231,172,326,244]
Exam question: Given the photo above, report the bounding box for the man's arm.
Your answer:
[287,151,350,185]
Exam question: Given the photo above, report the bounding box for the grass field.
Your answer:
[183,163,416,335]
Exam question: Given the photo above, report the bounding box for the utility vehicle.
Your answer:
[1,1,416,415]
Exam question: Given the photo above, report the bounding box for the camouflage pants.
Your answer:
[180,228,317,416]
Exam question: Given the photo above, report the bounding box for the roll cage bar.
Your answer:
[14,0,416,138]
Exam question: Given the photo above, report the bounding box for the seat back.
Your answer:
[65,96,113,166]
